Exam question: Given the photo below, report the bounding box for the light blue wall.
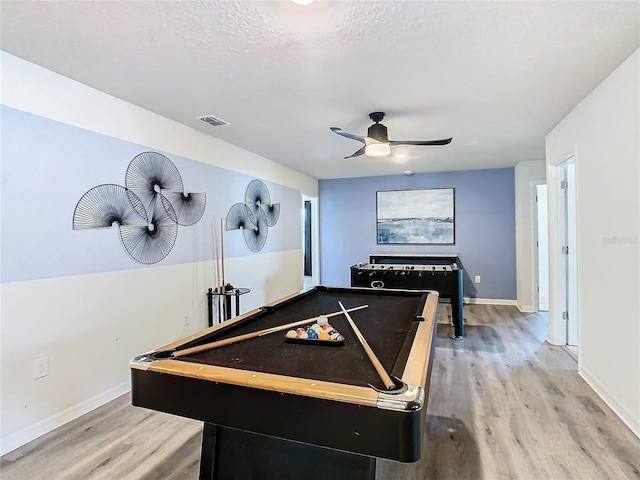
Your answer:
[318,168,516,300]
[0,107,301,283]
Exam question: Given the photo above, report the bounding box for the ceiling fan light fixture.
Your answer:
[365,139,391,157]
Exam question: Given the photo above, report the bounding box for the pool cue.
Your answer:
[337,301,395,391]
[173,304,368,357]
[212,220,222,324]
[212,222,217,319]
[220,218,225,289]
[220,218,227,319]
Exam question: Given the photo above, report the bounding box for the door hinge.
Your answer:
[561,180,568,189]
[562,245,569,254]
[562,311,569,320]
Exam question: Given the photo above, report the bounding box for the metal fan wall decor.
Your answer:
[226,179,280,252]
[73,152,207,264]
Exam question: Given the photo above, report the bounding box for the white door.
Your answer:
[564,163,579,346]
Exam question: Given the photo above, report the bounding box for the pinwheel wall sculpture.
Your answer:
[226,179,280,252]
[73,152,206,264]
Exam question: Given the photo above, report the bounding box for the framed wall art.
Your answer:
[376,188,455,244]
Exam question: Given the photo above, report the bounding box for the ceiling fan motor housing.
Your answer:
[367,122,388,143]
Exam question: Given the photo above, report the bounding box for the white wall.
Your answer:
[514,160,546,312]
[546,49,639,438]
[0,52,317,454]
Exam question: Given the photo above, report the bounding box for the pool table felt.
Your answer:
[174,289,427,391]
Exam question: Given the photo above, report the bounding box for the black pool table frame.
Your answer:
[130,286,438,480]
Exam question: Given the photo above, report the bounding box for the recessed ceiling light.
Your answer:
[292,0,314,4]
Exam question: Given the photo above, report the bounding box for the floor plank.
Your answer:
[2,304,639,479]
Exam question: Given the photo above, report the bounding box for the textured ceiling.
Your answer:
[1,1,639,179]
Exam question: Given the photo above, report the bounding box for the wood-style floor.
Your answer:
[2,304,639,480]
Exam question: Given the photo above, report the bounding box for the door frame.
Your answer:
[533,182,549,312]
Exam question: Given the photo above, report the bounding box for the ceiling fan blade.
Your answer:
[389,137,453,146]
[330,127,366,143]
[344,146,366,159]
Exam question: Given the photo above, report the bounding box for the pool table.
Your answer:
[130,286,439,480]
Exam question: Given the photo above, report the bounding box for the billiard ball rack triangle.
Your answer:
[283,318,345,346]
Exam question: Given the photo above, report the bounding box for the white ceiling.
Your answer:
[1,1,639,179]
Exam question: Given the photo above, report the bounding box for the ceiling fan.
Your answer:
[330,112,452,159]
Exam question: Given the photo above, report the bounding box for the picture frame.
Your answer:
[376,188,455,244]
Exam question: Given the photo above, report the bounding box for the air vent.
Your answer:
[197,115,230,127]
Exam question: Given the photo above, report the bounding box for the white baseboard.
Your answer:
[1,381,131,456]
[463,297,517,306]
[580,367,640,440]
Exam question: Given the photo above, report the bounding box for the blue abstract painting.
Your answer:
[376,188,455,244]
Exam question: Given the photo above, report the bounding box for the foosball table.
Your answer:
[350,254,464,338]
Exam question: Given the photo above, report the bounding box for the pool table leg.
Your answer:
[451,295,464,339]
[199,423,217,480]
[198,422,376,480]
[450,271,464,338]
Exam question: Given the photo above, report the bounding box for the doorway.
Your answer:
[535,184,549,311]
[303,200,312,277]
[302,194,319,289]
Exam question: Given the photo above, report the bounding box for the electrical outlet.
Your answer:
[475,275,481,284]
[184,315,190,326]
[33,357,48,379]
